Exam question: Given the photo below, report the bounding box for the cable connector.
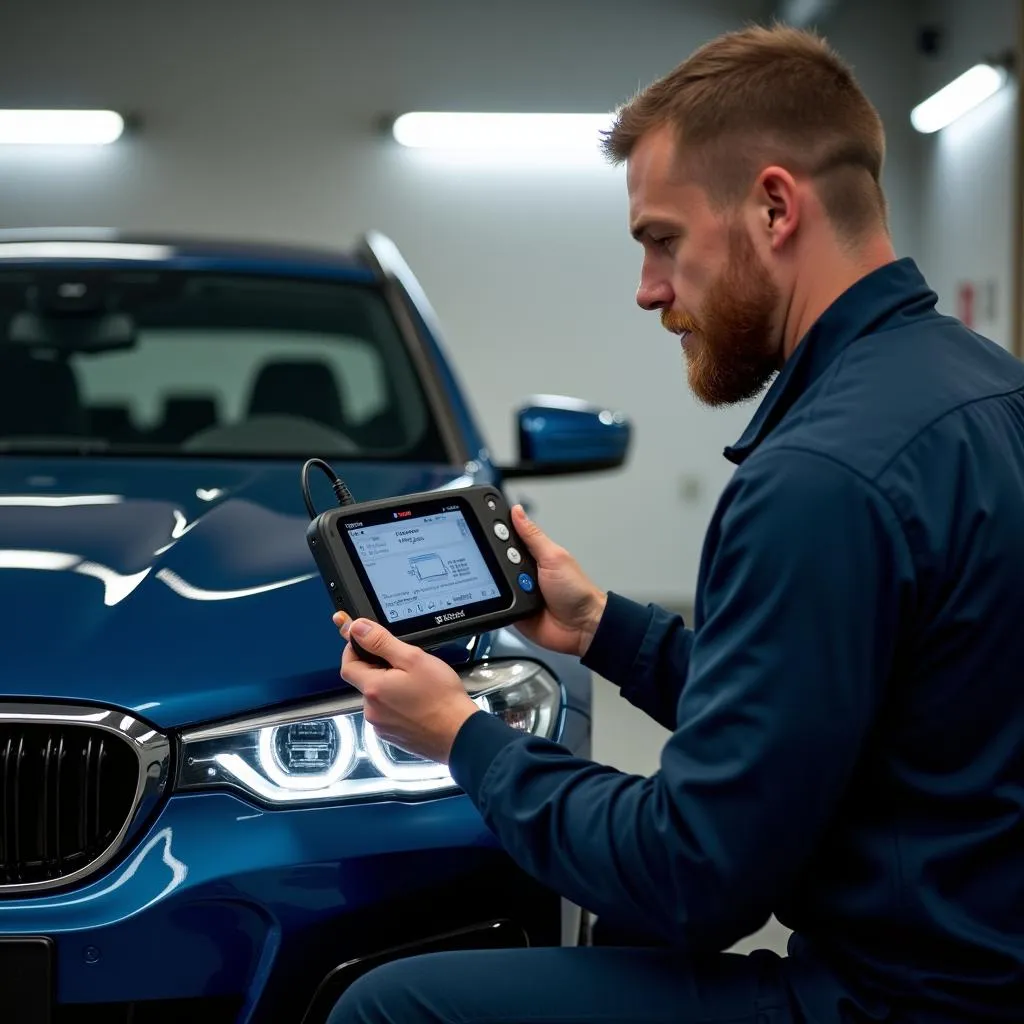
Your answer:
[301,458,356,520]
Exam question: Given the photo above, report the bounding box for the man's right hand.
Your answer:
[510,504,607,659]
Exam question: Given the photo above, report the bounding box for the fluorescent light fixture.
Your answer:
[392,112,613,154]
[0,109,124,146]
[0,242,171,261]
[911,63,1009,133]
[777,0,840,28]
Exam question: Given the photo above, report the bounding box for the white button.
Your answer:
[506,546,522,564]
[493,522,510,541]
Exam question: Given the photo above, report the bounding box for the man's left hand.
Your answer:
[333,612,481,764]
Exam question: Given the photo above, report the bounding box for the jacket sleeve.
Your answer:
[448,448,916,950]
[581,593,696,731]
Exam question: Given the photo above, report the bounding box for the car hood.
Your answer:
[0,457,488,729]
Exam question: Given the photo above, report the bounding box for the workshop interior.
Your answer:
[0,0,1021,1022]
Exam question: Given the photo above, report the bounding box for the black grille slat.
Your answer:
[24,732,45,874]
[0,736,11,873]
[13,734,23,878]
[41,735,52,870]
[59,730,86,872]
[79,736,92,855]
[55,733,65,873]
[93,739,107,856]
[0,724,139,888]
[40,732,65,879]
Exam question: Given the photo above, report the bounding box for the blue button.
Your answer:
[517,572,535,593]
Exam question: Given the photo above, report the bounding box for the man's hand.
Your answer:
[333,613,481,764]
[510,505,607,658]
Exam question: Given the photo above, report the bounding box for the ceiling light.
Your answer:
[911,63,1009,133]
[0,242,170,261]
[0,110,125,146]
[392,112,613,154]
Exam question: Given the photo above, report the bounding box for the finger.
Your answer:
[340,638,365,674]
[348,618,418,669]
[333,610,352,637]
[340,642,370,690]
[340,639,388,692]
[511,504,562,564]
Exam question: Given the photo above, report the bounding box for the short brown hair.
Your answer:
[602,24,888,240]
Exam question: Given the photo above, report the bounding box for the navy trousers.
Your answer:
[326,945,799,1024]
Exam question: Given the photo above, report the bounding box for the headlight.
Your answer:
[176,660,562,805]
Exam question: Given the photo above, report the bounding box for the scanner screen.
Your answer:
[347,507,502,624]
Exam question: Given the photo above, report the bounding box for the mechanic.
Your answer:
[327,24,1024,1024]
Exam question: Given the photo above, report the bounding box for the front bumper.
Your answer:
[0,706,589,1024]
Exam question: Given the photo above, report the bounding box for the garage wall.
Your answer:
[0,0,926,605]
[915,0,1020,352]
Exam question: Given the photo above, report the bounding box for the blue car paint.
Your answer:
[0,456,591,725]
[0,236,597,1020]
[0,706,589,1006]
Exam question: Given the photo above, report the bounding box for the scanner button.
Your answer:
[506,546,522,565]
[517,572,535,592]
[485,496,499,511]
[493,521,510,541]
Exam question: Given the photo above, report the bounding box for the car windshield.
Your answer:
[0,266,448,461]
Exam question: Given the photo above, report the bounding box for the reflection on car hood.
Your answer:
[0,457,486,728]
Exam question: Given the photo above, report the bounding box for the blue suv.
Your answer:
[0,230,631,1024]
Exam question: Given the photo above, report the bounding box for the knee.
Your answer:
[325,958,420,1024]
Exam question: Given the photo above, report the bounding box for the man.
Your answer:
[329,24,1024,1024]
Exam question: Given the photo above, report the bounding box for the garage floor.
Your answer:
[591,671,793,957]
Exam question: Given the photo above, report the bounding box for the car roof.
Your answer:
[0,228,377,282]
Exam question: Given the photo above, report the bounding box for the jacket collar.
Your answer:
[723,257,939,465]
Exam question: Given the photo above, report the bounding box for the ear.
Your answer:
[754,166,800,249]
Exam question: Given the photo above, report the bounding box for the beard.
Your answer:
[662,225,782,407]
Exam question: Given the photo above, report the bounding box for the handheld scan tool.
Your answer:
[302,460,544,665]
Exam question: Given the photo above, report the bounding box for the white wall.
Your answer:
[917,0,1020,351]
[0,0,927,606]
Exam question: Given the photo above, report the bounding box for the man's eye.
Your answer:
[654,237,676,252]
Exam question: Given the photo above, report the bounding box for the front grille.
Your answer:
[0,723,140,886]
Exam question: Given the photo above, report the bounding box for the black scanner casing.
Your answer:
[306,484,544,648]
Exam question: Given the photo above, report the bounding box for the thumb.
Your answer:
[511,505,561,565]
[349,619,416,667]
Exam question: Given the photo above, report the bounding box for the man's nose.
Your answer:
[636,272,673,312]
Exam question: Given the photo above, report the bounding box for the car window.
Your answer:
[0,269,448,461]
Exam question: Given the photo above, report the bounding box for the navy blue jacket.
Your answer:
[449,258,1024,1022]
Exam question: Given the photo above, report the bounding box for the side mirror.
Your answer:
[499,395,632,479]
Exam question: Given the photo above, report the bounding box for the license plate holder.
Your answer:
[0,937,54,1024]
